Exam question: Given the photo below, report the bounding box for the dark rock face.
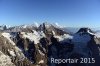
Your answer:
[87,36,100,66]
[0,26,100,66]
[48,36,74,66]
[77,28,94,33]
[0,25,7,31]
[0,35,34,66]
[11,33,48,66]
[38,23,68,37]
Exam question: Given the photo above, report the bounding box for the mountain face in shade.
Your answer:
[0,23,100,66]
[77,28,93,33]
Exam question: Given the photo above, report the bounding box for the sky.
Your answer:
[0,0,100,27]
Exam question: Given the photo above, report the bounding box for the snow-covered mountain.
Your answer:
[0,23,100,66]
[0,25,7,30]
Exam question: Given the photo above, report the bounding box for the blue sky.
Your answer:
[0,0,100,27]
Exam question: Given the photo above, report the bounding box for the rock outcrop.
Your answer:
[0,23,100,66]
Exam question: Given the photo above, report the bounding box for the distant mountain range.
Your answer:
[0,22,100,66]
[1,22,100,33]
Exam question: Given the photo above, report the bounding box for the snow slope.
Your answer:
[2,33,15,45]
[0,51,15,66]
[21,30,45,44]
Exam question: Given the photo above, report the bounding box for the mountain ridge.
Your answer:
[0,23,100,66]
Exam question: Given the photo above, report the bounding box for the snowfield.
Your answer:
[21,30,45,44]
[54,34,73,42]
[0,51,15,66]
[2,33,15,45]
[95,32,100,38]
[52,31,73,42]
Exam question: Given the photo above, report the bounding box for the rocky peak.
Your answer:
[77,27,94,34]
[1,23,100,66]
[0,25,7,30]
[38,22,53,32]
